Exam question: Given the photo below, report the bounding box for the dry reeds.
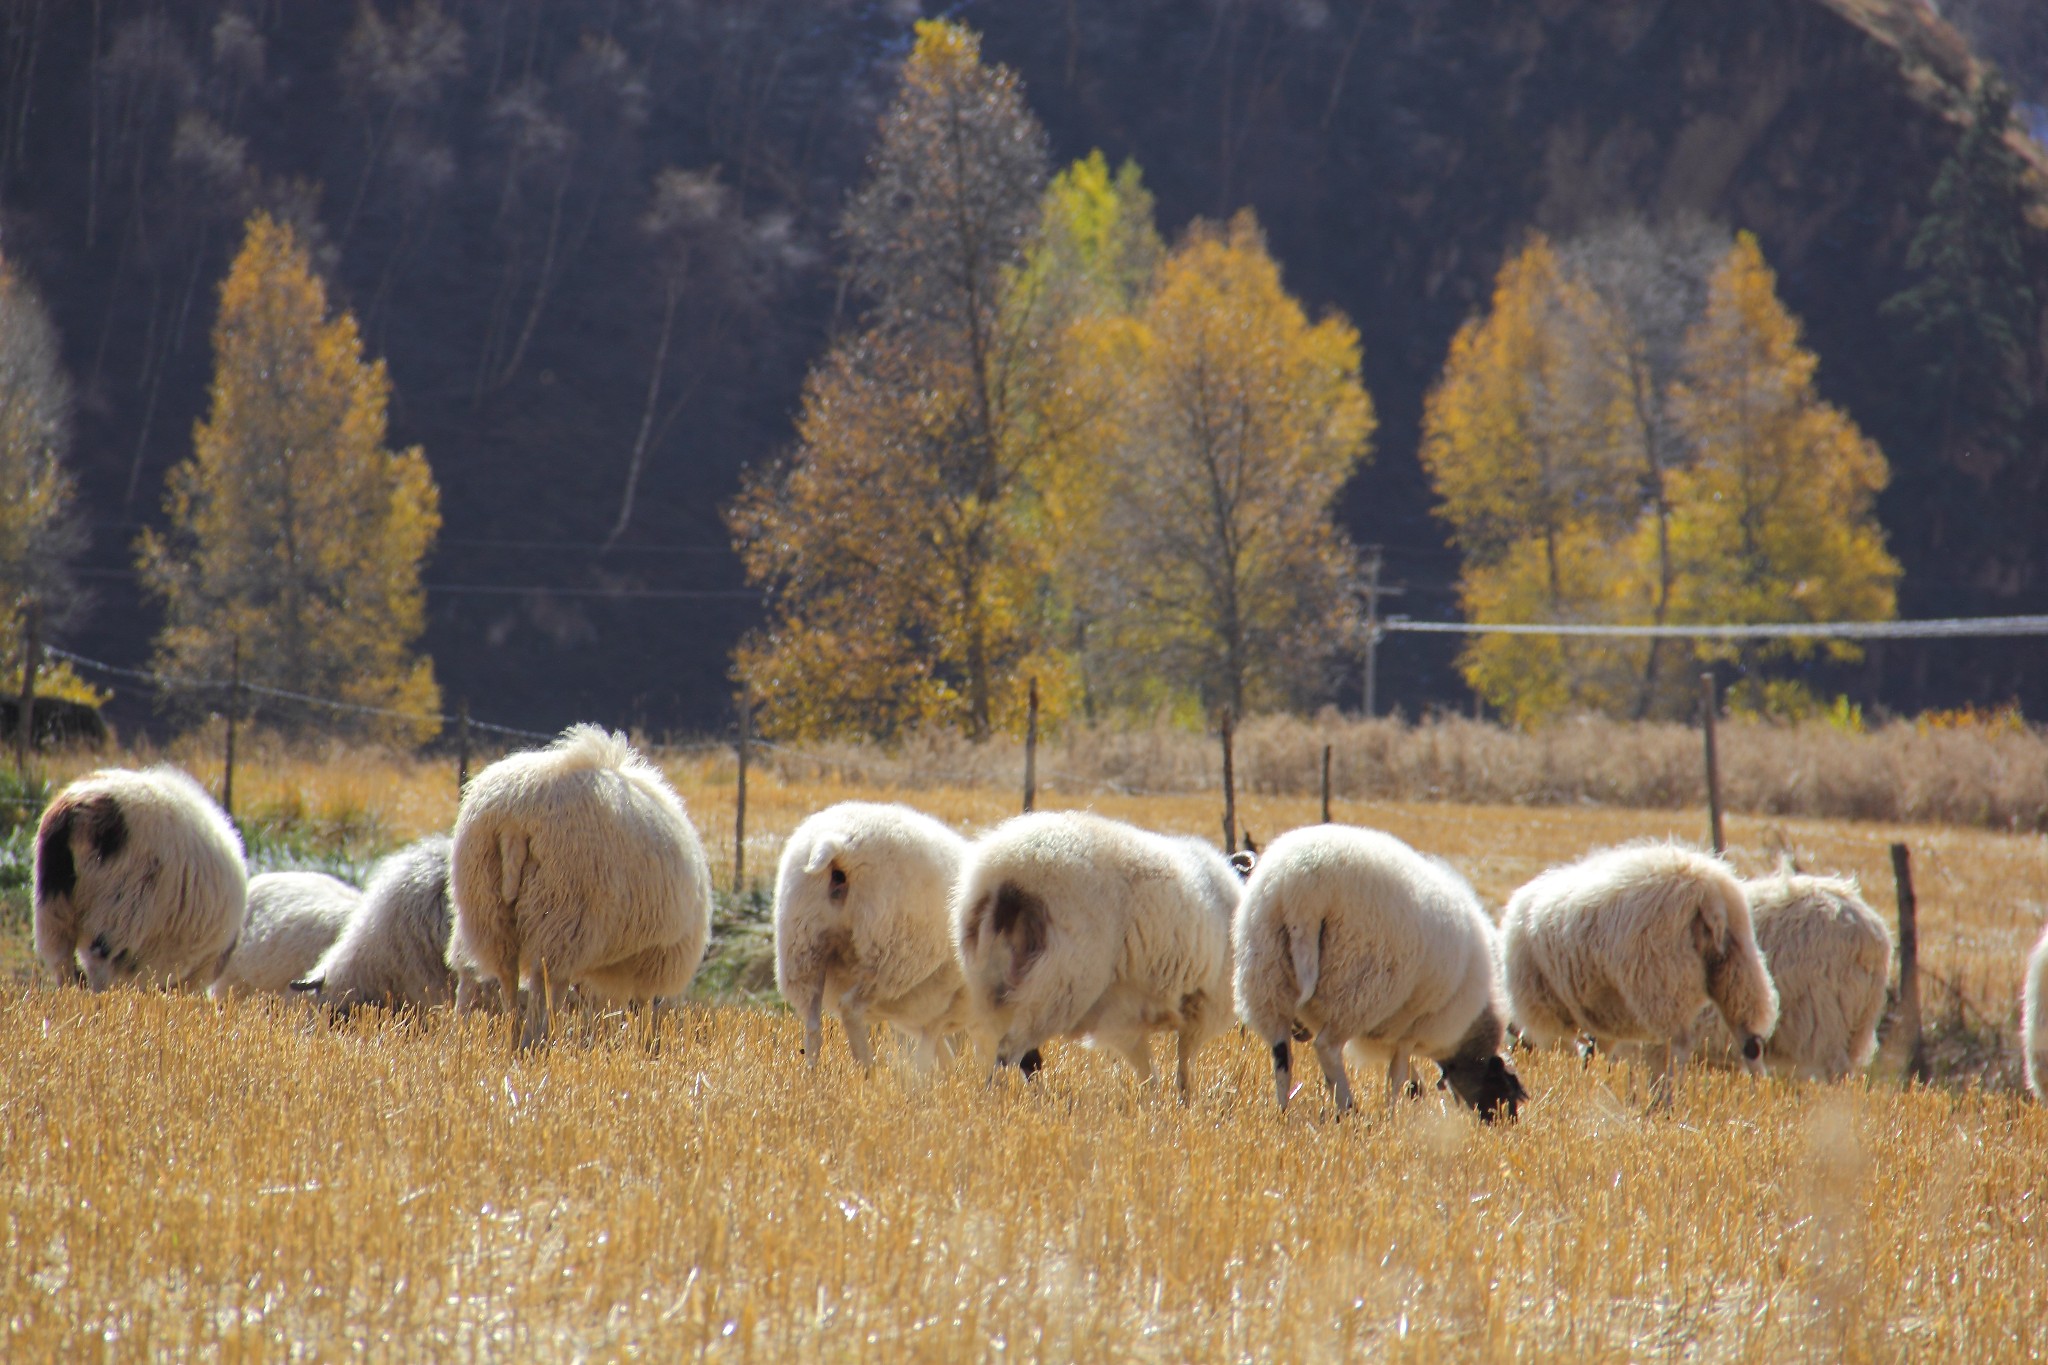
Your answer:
[757,712,2048,833]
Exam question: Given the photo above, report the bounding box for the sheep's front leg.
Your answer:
[1175,1023,1202,1101]
[840,986,876,1070]
[1313,1031,1354,1115]
[1386,1049,1412,1109]
[1647,1040,1677,1112]
[803,980,826,1069]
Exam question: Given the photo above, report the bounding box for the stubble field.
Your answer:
[2,742,2045,1358]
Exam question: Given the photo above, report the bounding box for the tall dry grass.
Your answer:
[764,711,2048,832]
[0,991,2042,1359]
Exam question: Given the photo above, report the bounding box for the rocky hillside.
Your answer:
[0,0,2042,736]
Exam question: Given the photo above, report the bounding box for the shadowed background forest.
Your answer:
[4,0,2047,738]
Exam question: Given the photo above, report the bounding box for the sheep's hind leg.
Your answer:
[518,962,567,1051]
[1313,1031,1354,1115]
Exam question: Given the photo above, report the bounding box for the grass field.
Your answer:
[2,741,2045,1356]
[2,994,2044,1359]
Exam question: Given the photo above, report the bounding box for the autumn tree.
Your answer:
[0,255,86,645]
[731,20,1057,740]
[1667,232,1900,705]
[1420,235,1641,724]
[137,212,442,743]
[1425,228,1898,725]
[1077,211,1374,717]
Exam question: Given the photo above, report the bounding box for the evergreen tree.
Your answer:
[1883,79,2039,458]
[137,212,442,743]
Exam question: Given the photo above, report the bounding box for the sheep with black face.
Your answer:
[1234,824,1527,1121]
[1503,842,1778,1101]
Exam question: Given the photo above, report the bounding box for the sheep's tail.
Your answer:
[498,831,528,905]
[1290,919,1321,1011]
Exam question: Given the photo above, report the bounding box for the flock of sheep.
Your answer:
[29,725,2048,1112]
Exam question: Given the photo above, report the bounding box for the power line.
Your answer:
[423,584,759,600]
[1381,615,2048,640]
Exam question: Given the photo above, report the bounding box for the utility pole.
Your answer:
[1359,546,1404,719]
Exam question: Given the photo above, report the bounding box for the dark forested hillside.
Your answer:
[2,0,2044,738]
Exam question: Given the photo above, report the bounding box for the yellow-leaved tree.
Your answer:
[137,212,442,744]
[1423,226,1899,725]
[1420,235,1641,725]
[730,19,1062,741]
[1666,232,1899,710]
[1077,210,1374,717]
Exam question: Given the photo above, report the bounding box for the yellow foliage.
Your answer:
[1668,233,1900,662]
[1426,231,1900,726]
[1073,210,1374,716]
[1915,702,2026,735]
[136,213,441,745]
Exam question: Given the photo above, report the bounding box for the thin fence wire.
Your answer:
[43,646,558,743]
[1382,614,2048,640]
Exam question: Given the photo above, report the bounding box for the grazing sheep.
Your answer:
[1234,825,1527,1120]
[34,765,247,991]
[1503,843,1779,1097]
[210,872,362,999]
[293,837,457,1013]
[1693,870,1892,1081]
[954,811,1239,1096]
[775,802,971,1071]
[451,725,712,1048]
[2025,923,2048,1102]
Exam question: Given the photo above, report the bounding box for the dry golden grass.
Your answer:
[1,991,2044,1359]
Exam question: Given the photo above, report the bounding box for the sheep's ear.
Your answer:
[288,978,322,994]
[803,835,844,876]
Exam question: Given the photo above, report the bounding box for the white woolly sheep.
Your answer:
[293,836,457,1013]
[1234,825,1528,1120]
[34,765,247,991]
[954,811,1240,1096]
[209,871,362,999]
[2025,922,2048,1102]
[775,801,972,1071]
[1503,843,1778,1097]
[1693,870,1892,1081]
[451,725,712,1048]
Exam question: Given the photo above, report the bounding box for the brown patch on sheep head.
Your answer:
[1694,908,1780,1062]
[986,881,1048,1005]
[36,792,127,906]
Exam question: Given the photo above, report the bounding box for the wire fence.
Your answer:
[42,645,557,743]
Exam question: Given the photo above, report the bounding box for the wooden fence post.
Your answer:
[1890,842,1928,1082]
[15,601,39,776]
[1320,743,1332,824]
[1220,708,1237,852]
[222,638,240,822]
[456,699,471,796]
[1023,676,1038,814]
[1700,671,1723,855]
[734,689,751,893]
